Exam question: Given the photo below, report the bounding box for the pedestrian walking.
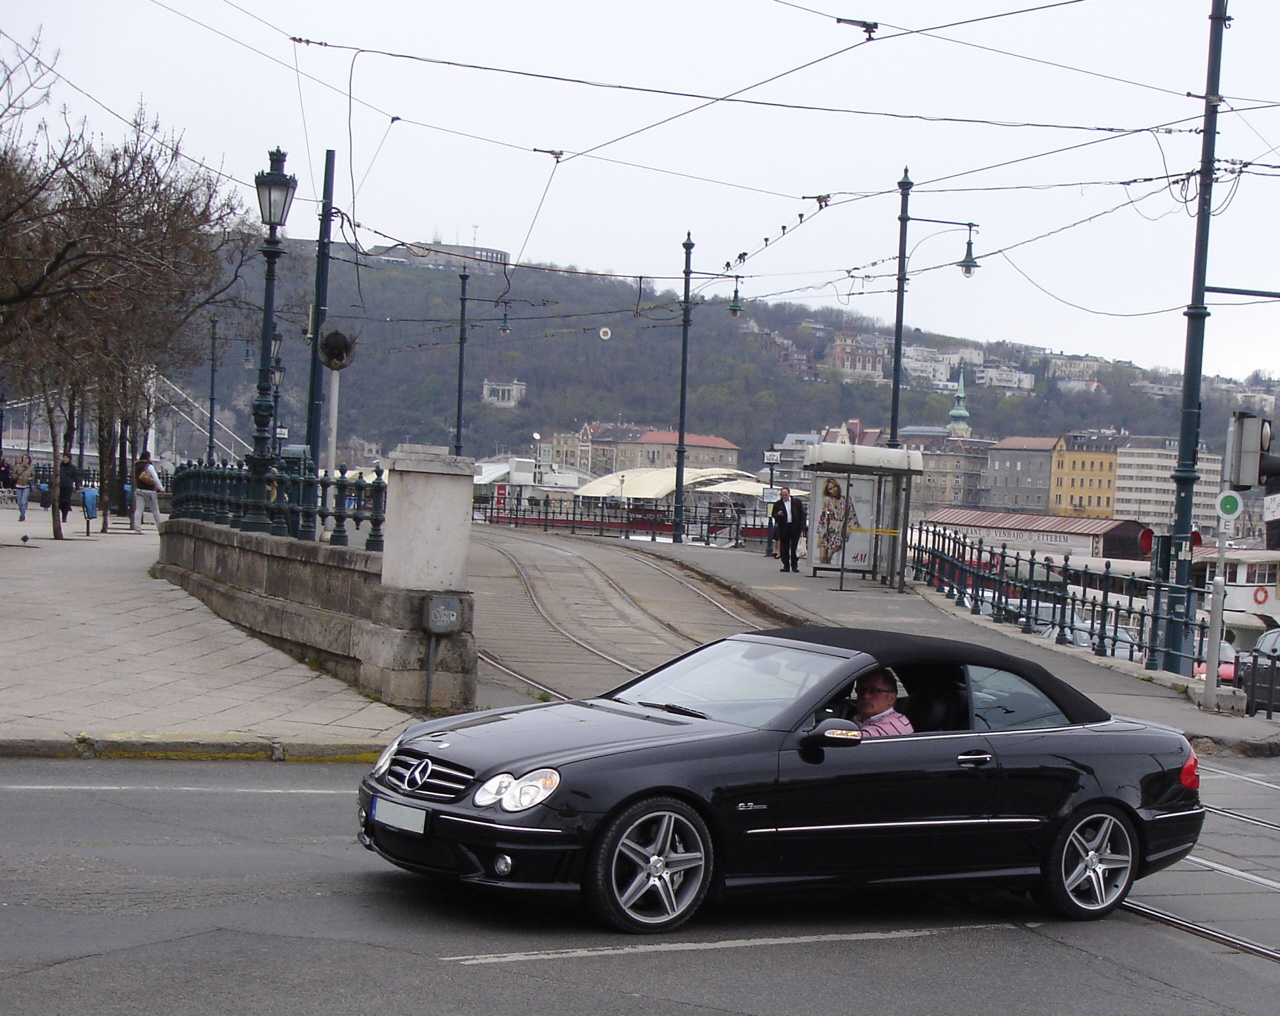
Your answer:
[56,452,78,523]
[132,450,164,532]
[12,453,34,521]
[771,486,807,574]
[0,455,11,490]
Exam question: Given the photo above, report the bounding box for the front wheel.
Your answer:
[1034,804,1137,920]
[584,796,713,933]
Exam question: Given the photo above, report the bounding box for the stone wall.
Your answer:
[156,519,475,711]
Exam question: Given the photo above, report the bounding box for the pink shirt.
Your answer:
[860,708,913,738]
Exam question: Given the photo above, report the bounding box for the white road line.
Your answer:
[0,785,351,794]
[440,924,1012,965]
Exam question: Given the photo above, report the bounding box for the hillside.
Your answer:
[196,247,1254,468]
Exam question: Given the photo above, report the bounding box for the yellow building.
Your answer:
[1051,432,1119,518]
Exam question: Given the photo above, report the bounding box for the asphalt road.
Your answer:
[2,759,1276,1016]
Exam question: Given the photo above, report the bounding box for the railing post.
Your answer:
[295,456,317,541]
[330,464,350,547]
[365,464,386,552]
[1095,563,1114,656]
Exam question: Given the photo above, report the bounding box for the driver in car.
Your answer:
[854,671,914,737]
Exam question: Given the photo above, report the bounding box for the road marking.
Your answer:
[0,784,351,794]
[441,924,1012,964]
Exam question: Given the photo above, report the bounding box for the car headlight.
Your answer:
[473,768,560,812]
[370,737,402,778]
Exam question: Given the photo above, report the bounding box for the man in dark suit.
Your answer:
[771,487,807,573]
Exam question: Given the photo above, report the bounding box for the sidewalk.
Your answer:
[0,507,408,762]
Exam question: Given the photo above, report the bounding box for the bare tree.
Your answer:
[0,39,256,538]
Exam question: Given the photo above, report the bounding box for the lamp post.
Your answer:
[672,233,694,544]
[245,148,297,533]
[453,273,469,457]
[887,168,979,449]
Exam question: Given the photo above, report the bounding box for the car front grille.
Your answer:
[381,746,476,801]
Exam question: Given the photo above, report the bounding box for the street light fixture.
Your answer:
[244,148,297,533]
[888,167,979,449]
[728,277,743,318]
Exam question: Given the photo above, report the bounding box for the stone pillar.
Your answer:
[382,444,477,589]
[379,445,479,711]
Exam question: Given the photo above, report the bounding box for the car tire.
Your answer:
[584,796,713,933]
[1033,804,1137,920]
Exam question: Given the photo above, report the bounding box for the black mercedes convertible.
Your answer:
[358,628,1203,932]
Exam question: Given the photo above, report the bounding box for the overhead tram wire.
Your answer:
[135,3,1222,219]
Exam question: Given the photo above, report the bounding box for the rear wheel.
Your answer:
[584,796,713,933]
[1034,804,1136,920]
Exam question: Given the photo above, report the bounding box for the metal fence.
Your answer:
[169,458,386,551]
[910,521,1218,678]
[473,495,769,547]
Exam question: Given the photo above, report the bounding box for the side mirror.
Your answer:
[800,718,863,750]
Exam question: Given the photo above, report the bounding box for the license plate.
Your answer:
[371,796,428,835]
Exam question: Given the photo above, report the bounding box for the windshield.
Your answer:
[609,639,848,728]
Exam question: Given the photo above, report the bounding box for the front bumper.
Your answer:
[357,780,592,890]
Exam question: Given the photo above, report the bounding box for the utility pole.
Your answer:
[1166,0,1230,671]
[305,150,336,467]
[454,273,469,457]
[672,233,694,544]
[207,318,218,463]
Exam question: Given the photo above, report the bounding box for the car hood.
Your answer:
[398,699,748,773]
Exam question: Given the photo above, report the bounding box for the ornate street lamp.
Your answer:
[244,148,297,532]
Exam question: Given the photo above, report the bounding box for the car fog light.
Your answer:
[493,854,513,877]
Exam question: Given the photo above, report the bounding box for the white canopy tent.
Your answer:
[575,467,757,500]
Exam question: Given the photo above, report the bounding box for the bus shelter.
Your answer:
[802,443,924,591]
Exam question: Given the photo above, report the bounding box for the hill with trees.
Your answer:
[199,244,1255,470]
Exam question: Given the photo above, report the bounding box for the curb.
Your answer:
[0,731,386,763]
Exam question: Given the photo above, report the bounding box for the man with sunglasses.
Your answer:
[853,670,913,737]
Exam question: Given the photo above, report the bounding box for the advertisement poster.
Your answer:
[808,474,877,572]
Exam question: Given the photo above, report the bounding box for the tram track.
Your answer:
[469,527,778,701]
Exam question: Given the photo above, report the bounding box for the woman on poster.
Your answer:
[817,477,859,566]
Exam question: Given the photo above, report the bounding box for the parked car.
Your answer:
[1193,640,1237,684]
[1041,622,1144,664]
[357,628,1204,933]
[1237,628,1280,713]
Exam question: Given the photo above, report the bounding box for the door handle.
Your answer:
[956,750,993,768]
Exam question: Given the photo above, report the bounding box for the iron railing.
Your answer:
[909,521,1222,681]
[472,495,764,547]
[1238,652,1280,719]
[169,457,386,551]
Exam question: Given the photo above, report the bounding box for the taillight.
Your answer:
[1180,748,1200,791]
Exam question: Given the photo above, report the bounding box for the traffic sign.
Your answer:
[1216,490,1243,519]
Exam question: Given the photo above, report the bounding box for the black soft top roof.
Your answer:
[753,626,1111,725]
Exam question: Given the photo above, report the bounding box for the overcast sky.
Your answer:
[4,0,1278,381]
